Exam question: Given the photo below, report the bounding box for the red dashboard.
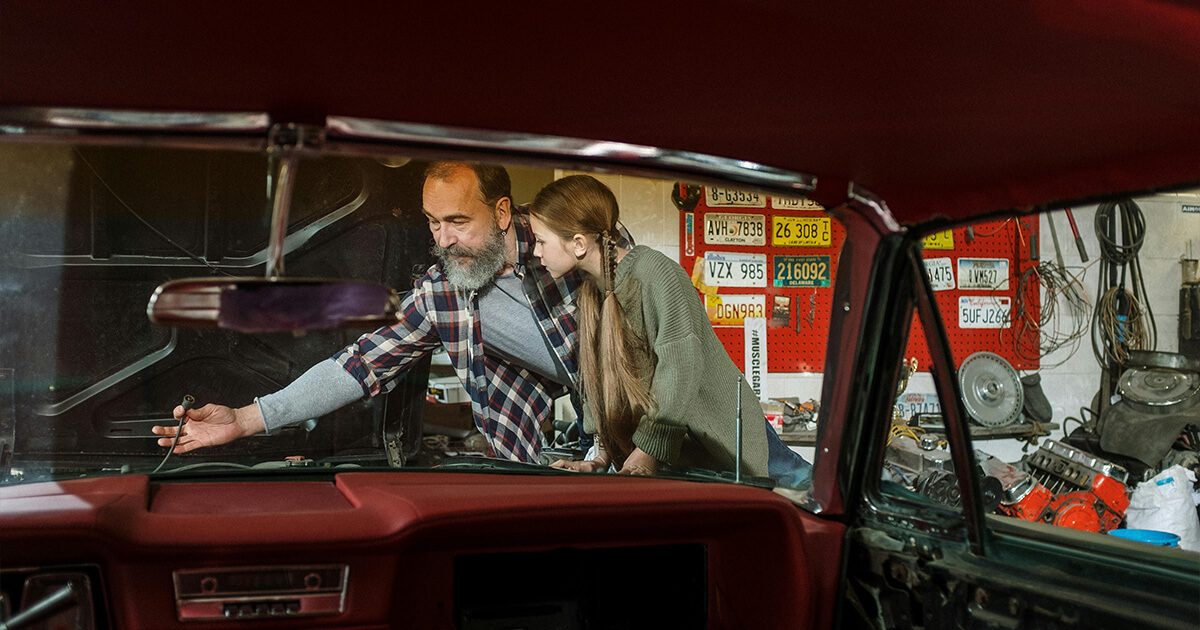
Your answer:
[0,473,845,629]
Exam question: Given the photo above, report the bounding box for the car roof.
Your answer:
[2,1,1198,223]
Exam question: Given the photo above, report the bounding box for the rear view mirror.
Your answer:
[146,124,402,334]
[147,278,400,333]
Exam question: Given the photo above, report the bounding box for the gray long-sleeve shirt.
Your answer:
[256,270,569,432]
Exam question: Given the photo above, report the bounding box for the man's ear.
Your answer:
[495,197,513,231]
[571,234,589,259]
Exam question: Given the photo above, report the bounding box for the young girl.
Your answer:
[530,175,811,484]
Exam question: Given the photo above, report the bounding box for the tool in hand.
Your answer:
[151,395,195,474]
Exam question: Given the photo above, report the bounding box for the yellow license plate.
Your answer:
[923,230,954,250]
[772,216,831,247]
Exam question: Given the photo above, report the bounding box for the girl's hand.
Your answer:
[550,458,608,473]
[617,448,658,476]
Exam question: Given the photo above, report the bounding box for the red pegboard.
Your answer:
[678,189,845,373]
[904,219,1041,371]
[678,189,1040,373]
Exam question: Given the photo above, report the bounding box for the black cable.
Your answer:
[151,395,195,474]
[1091,199,1156,367]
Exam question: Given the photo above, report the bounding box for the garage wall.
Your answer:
[558,171,1199,465]
[1036,194,1199,422]
[509,166,556,207]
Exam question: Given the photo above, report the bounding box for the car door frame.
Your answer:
[830,212,1200,629]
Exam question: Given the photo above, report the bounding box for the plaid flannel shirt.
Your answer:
[332,211,628,463]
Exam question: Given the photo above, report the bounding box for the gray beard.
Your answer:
[433,224,508,292]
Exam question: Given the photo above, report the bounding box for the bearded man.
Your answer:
[154,162,625,463]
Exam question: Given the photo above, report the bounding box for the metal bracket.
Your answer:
[264,124,325,279]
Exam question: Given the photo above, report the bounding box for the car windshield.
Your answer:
[0,137,835,495]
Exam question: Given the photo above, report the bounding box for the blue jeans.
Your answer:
[766,419,813,488]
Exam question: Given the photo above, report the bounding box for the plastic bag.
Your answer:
[1125,465,1200,552]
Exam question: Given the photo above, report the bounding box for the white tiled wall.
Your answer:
[1036,193,1199,428]
[557,170,681,261]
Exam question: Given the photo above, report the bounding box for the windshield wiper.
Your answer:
[432,456,575,474]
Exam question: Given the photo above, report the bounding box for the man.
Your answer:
[153,162,617,463]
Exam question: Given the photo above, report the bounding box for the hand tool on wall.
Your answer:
[1064,207,1088,262]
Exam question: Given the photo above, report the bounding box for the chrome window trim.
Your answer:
[0,107,820,197]
[0,107,269,133]
[326,116,818,196]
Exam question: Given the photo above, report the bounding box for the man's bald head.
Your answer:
[424,162,512,209]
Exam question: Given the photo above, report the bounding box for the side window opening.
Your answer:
[904,197,1200,554]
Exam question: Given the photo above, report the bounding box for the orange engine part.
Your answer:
[999,473,1128,534]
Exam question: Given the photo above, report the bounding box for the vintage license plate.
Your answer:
[923,257,955,291]
[896,392,941,419]
[705,186,765,208]
[773,255,831,287]
[704,212,766,246]
[705,294,766,326]
[704,251,767,287]
[770,196,823,210]
[957,258,1010,290]
[923,230,954,250]
[772,216,831,247]
[958,296,1011,329]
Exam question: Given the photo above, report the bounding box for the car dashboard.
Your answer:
[0,472,844,629]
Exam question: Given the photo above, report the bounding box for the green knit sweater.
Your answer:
[582,245,770,477]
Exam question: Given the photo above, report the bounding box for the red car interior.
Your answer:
[2,2,1199,629]
[0,474,844,628]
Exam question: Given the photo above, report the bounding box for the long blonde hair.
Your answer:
[531,175,655,468]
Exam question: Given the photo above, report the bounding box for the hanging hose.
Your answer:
[1091,199,1156,368]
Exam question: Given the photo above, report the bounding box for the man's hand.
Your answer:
[550,458,608,473]
[151,403,265,454]
[617,448,658,476]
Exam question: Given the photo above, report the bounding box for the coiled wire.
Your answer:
[1090,199,1156,366]
[1009,261,1091,367]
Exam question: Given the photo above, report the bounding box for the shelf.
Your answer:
[777,421,1059,446]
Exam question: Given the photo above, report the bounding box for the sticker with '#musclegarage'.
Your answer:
[959,296,1011,329]
[957,258,1010,290]
[923,257,955,291]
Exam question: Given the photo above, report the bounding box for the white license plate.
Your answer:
[705,186,765,208]
[704,212,766,246]
[958,296,1011,329]
[896,392,942,419]
[923,257,955,291]
[705,294,766,326]
[770,196,823,210]
[704,251,767,287]
[957,258,1010,290]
